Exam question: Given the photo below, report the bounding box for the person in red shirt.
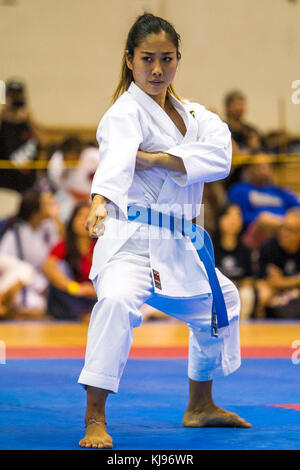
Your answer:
[43,202,96,320]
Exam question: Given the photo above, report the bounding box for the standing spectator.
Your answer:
[256,209,300,318]
[224,90,261,152]
[47,138,98,222]
[0,188,62,316]
[0,79,45,193]
[214,204,256,319]
[228,153,300,250]
[43,202,96,321]
[224,90,264,188]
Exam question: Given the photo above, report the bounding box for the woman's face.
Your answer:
[219,205,243,235]
[279,213,300,251]
[72,206,90,237]
[39,192,59,219]
[125,31,179,102]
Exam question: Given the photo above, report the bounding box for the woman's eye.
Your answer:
[141,57,173,63]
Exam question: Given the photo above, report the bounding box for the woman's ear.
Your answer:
[124,50,133,70]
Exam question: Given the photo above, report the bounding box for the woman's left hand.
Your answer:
[135,150,159,170]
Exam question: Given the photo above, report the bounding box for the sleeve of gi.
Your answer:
[90,107,143,218]
[166,104,232,187]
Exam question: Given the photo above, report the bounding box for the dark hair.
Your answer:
[65,202,90,278]
[0,188,43,241]
[112,13,181,102]
[60,137,83,155]
[224,90,245,109]
[213,203,243,245]
[17,188,41,222]
[0,188,42,240]
[6,79,25,95]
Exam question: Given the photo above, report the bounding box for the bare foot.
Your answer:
[79,421,113,449]
[183,404,251,428]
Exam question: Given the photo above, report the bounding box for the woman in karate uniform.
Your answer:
[79,13,251,449]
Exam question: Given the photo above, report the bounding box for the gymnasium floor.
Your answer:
[0,319,299,450]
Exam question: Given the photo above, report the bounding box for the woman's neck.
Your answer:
[150,89,168,109]
[280,240,300,254]
[227,116,243,130]
[28,215,42,230]
[221,233,239,251]
[76,236,91,254]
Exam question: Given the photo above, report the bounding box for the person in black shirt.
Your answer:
[215,205,252,281]
[256,208,300,318]
[0,80,44,192]
[223,90,265,188]
[214,204,256,319]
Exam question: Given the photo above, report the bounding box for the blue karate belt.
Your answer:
[127,205,229,337]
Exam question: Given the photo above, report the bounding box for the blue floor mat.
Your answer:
[0,358,299,450]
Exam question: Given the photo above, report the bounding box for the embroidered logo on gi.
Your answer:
[152,269,162,290]
[189,110,195,118]
[212,312,218,337]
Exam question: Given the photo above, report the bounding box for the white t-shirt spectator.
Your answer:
[0,218,59,270]
[0,219,59,312]
[47,146,98,221]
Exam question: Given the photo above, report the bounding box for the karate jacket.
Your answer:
[90,82,232,299]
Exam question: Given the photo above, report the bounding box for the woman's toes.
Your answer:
[79,438,91,448]
[103,441,113,449]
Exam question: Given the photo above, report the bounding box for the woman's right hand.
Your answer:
[85,194,108,238]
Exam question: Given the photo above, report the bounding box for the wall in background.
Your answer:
[0,0,299,133]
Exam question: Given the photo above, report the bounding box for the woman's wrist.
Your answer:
[155,153,167,167]
[156,153,186,173]
[66,280,80,295]
[92,194,107,205]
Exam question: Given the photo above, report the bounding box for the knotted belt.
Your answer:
[127,205,229,337]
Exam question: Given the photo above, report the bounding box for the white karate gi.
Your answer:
[78,82,241,392]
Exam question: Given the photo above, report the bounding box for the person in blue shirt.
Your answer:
[228,153,300,250]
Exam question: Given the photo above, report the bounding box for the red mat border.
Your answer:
[268,404,300,411]
[4,345,293,359]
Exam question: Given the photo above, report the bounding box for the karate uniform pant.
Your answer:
[78,228,241,393]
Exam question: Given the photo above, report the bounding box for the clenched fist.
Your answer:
[85,194,108,238]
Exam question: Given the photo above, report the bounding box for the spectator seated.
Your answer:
[43,202,96,321]
[228,153,300,250]
[0,188,63,317]
[213,204,256,319]
[255,209,300,319]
